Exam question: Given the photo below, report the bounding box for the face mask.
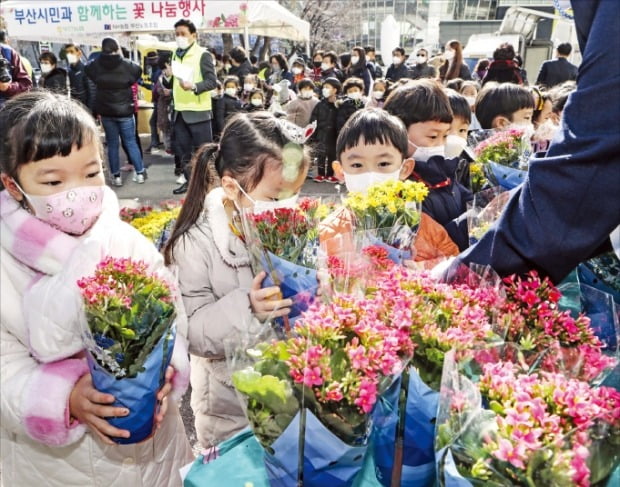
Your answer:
[322,87,333,98]
[300,90,314,99]
[271,65,281,73]
[292,67,302,75]
[393,56,402,65]
[373,90,384,100]
[445,134,468,159]
[313,61,322,68]
[225,87,237,97]
[350,56,360,65]
[176,36,191,50]
[508,122,535,141]
[444,50,455,61]
[464,96,476,107]
[224,63,232,70]
[15,183,104,236]
[343,167,402,194]
[243,83,255,92]
[321,62,330,71]
[40,63,53,74]
[348,92,361,101]
[250,98,263,107]
[409,140,445,162]
[416,55,427,63]
[235,180,299,212]
[534,120,559,141]
[66,53,78,65]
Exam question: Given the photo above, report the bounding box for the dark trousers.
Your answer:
[315,140,336,178]
[174,115,213,181]
[149,105,161,147]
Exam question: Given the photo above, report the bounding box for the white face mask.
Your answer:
[66,53,78,65]
[416,55,427,63]
[321,62,330,71]
[409,140,445,162]
[444,50,455,61]
[344,167,402,194]
[300,90,314,99]
[393,56,402,65]
[373,90,384,100]
[244,83,255,92]
[225,63,232,70]
[176,36,191,50]
[348,92,362,101]
[445,134,468,159]
[236,180,299,212]
[250,98,263,107]
[322,87,333,98]
[40,63,53,74]
[292,67,302,75]
[225,87,237,97]
[350,56,360,65]
[464,96,476,107]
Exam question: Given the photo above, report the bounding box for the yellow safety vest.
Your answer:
[172,42,212,112]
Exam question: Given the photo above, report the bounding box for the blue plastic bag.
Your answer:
[436,447,473,487]
[372,370,438,486]
[261,251,318,319]
[485,162,526,190]
[264,409,369,487]
[87,326,175,444]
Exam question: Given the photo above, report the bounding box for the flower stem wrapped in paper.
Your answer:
[78,257,176,444]
[343,179,428,264]
[435,350,620,487]
[470,128,532,190]
[230,292,414,487]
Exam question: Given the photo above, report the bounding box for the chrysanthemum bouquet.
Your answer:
[78,256,176,443]
[343,180,428,263]
[436,355,620,487]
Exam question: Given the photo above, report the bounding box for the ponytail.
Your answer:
[164,143,220,265]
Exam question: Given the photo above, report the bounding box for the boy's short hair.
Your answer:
[392,47,405,57]
[557,42,572,56]
[223,75,240,87]
[229,46,247,63]
[336,108,409,159]
[323,51,338,65]
[297,78,314,91]
[174,18,197,34]
[323,77,342,94]
[343,77,364,93]
[475,82,535,129]
[39,51,58,65]
[383,78,453,127]
[101,37,119,54]
[446,89,471,123]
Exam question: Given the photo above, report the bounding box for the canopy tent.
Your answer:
[0,0,310,46]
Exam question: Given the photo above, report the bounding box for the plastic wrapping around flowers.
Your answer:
[373,370,439,487]
[435,350,620,487]
[86,325,176,444]
[465,187,510,246]
[78,257,177,444]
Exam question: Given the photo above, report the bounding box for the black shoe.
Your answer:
[173,182,188,195]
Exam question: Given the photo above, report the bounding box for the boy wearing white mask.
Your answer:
[320,108,458,264]
[336,77,365,132]
[310,77,341,183]
[286,78,319,127]
[384,79,473,250]
[214,75,242,139]
[38,51,68,95]
[446,89,476,190]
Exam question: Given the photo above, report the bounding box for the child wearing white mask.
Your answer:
[366,78,389,109]
[285,78,319,127]
[336,77,366,133]
[446,89,477,190]
[310,77,341,183]
[459,80,482,130]
[243,88,265,112]
[320,108,458,265]
[384,79,473,250]
[214,75,242,139]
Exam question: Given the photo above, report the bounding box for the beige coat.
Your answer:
[172,188,258,448]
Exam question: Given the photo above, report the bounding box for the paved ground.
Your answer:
[113,135,339,455]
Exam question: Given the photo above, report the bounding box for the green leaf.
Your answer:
[232,368,299,415]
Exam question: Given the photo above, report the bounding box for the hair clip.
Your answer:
[275,119,317,145]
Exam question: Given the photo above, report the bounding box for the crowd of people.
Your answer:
[1,0,618,484]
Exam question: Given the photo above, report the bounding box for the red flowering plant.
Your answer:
[436,352,620,486]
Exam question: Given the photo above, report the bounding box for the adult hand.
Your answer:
[153,366,174,430]
[180,80,194,91]
[250,271,293,321]
[69,374,130,445]
[0,81,10,92]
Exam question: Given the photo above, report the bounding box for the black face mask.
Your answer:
[313,61,321,68]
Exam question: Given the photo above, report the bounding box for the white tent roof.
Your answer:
[0,0,309,43]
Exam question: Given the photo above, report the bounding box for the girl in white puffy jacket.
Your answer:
[0,92,193,486]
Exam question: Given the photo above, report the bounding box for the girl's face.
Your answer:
[222,158,308,209]
[3,139,104,206]
[461,86,477,98]
[536,99,553,127]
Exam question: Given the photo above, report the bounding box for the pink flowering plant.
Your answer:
[78,256,176,378]
[473,128,530,169]
[231,291,414,447]
[436,355,620,486]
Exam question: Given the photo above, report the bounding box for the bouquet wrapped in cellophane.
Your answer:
[343,180,428,264]
[78,256,176,444]
[466,186,510,246]
[436,349,620,487]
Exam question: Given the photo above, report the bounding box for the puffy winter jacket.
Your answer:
[85,53,141,118]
